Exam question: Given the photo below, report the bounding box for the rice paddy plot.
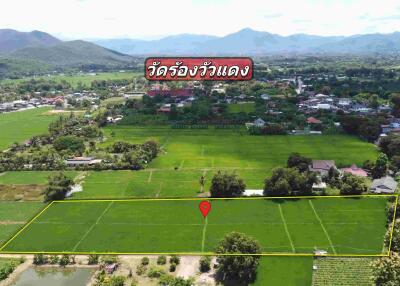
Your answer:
[0,196,390,256]
[0,107,58,150]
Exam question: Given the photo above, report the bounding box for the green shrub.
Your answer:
[147,266,165,278]
[49,255,59,264]
[33,254,48,265]
[0,261,18,281]
[141,257,149,265]
[108,275,125,286]
[101,255,118,265]
[59,254,70,266]
[157,255,167,265]
[88,254,99,265]
[199,256,211,272]
[136,264,146,276]
[169,255,180,265]
[169,263,177,272]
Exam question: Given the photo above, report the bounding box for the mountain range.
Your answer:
[1,28,400,77]
[0,29,135,74]
[95,28,400,55]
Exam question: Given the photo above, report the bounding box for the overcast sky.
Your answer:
[1,0,400,39]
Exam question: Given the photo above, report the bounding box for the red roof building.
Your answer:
[340,164,368,177]
[147,88,193,98]
[307,117,322,124]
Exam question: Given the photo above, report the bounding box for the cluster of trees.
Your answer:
[0,111,159,171]
[248,124,286,135]
[209,171,246,198]
[264,154,318,196]
[44,172,73,202]
[379,134,400,172]
[339,114,382,142]
[15,78,72,94]
[0,258,23,281]
[215,232,261,284]
[0,114,103,171]
[371,253,400,286]
[373,198,400,285]
[106,140,159,170]
[264,167,318,196]
[33,253,75,266]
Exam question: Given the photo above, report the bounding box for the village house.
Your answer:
[340,164,368,177]
[147,84,193,98]
[309,160,336,176]
[106,115,123,123]
[260,94,270,100]
[381,119,400,135]
[351,103,371,114]
[254,118,266,127]
[306,117,322,124]
[337,98,352,108]
[64,157,102,167]
[370,176,398,194]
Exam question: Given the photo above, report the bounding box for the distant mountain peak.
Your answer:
[0,29,60,53]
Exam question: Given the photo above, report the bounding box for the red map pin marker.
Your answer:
[199,201,211,218]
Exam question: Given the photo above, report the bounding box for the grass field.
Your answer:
[0,72,140,88]
[0,197,389,255]
[0,171,79,201]
[0,202,43,245]
[0,107,57,150]
[312,257,375,285]
[100,96,127,106]
[254,257,313,286]
[103,127,377,169]
[72,126,378,199]
[228,102,255,113]
[0,171,78,185]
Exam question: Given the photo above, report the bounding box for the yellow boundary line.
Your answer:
[0,194,397,257]
[0,201,55,252]
[388,195,399,256]
[51,193,396,203]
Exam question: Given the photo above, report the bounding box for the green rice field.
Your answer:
[228,102,255,113]
[0,72,140,88]
[312,257,375,285]
[0,202,43,245]
[71,126,378,199]
[0,171,78,185]
[255,257,313,286]
[0,107,57,150]
[0,197,389,255]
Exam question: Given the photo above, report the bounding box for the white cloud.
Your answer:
[0,0,399,39]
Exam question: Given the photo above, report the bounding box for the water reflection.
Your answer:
[11,267,94,286]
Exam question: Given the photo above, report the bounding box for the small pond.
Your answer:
[11,267,94,286]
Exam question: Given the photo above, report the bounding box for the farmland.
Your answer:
[228,102,255,113]
[0,171,78,201]
[0,107,58,150]
[0,72,140,88]
[0,197,389,255]
[0,202,43,245]
[0,171,78,185]
[254,257,313,286]
[70,126,378,199]
[102,126,378,169]
[312,257,375,285]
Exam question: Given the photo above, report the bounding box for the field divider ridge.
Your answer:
[72,201,114,252]
[388,194,399,255]
[201,217,208,252]
[1,195,395,256]
[309,200,337,255]
[60,194,396,203]
[278,204,295,253]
